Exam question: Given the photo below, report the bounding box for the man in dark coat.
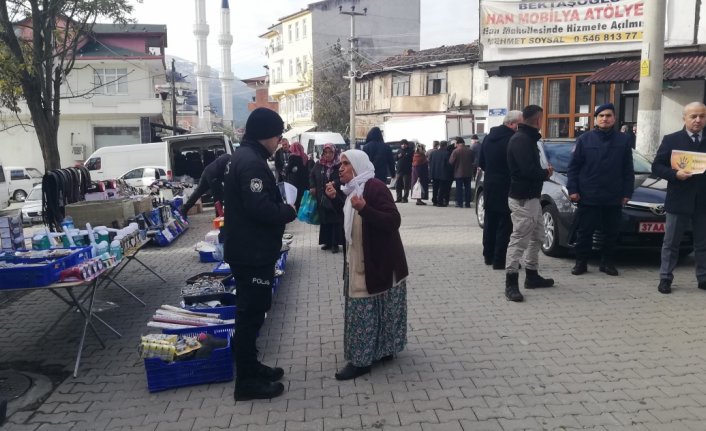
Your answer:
[429,141,453,206]
[180,153,230,217]
[362,127,395,183]
[449,137,475,207]
[567,103,634,277]
[504,105,555,302]
[394,139,414,202]
[273,138,290,182]
[478,111,521,269]
[652,101,706,294]
[224,108,297,400]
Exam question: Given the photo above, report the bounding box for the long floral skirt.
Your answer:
[343,280,407,367]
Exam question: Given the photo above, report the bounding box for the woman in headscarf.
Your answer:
[411,143,429,205]
[285,142,310,209]
[309,143,344,253]
[324,149,409,380]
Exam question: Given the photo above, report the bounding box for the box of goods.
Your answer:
[66,199,135,229]
[143,335,233,393]
[186,200,202,216]
[0,246,92,289]
[132,195,153,215]
[161,306,236,340]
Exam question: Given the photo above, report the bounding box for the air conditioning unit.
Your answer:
[71,144,85,158]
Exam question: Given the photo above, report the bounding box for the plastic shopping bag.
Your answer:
[297,190,320,225]
[411,180,422,200]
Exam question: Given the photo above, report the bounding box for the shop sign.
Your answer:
[489,108,508,116]
[481,0,644,48]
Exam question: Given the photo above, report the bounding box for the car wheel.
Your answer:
[541,203,567,257]
[13,189,27,202]
[475,189,485,228]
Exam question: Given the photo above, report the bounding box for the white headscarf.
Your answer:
[340,149,375,243]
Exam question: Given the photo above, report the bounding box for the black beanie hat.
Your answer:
[245,108,284,140]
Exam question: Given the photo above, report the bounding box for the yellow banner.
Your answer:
[481,0,645,48]
[671,150,706,175]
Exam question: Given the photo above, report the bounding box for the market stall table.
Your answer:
[1,272,121,377]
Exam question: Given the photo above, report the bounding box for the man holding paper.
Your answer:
[652,102,706,294]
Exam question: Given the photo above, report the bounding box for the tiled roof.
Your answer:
[584,53,706,83]
[92,23,166,34]
[361,43,479,75]
[77,40,151,58]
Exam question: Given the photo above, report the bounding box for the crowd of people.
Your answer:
[196,99,706,401]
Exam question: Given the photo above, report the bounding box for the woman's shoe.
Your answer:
[416,200,427,206]
[321,245,331,250]
[335,363,371,380]
[331,246,340,254]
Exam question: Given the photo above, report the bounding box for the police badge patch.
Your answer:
[250,178,263,192]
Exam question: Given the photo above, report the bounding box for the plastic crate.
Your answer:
[198,250,218,263]
[162,306,236,339]
[144,335,233,392]
[0,246,92,289]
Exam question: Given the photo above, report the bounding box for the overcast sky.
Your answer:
[129,0,478,78]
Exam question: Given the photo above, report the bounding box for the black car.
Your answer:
[474,139,693,257]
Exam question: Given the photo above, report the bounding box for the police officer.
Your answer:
[224,108,297,400]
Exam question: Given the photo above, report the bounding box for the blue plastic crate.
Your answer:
[144,335,233,392]
[162,306,236,339]
[198,250,217,263]
[0,246,92,289]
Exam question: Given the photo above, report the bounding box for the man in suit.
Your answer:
[652,101,706,294]
[478,110,521,269]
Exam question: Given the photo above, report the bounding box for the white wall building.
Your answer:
[0,24,167,170]
[480,0,706,141]
[260,0,421,135]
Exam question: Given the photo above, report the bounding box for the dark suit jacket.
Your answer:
[652,128,706,215]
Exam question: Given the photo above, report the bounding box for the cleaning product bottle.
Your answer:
[86,223,98,258]
[110,240,123,261]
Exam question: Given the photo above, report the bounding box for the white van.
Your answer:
[0,160,9,209]
[291,132,347,162]
[84,132,233,182]
[3,166,44,201]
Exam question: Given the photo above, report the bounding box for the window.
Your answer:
[303,19,307,38]
[426,71,447,95]
[356,82,370,100]
[85,157,102,171]
[302,57,308,74]
[296,58,301,75]
[289,60,293,77]
[288,25,292,42]
[10,170,29,180]
[0,167,5,183]
[483,76,489,91]
[143,168,156,178]
[392,74,410,96]
[122,168,143,180]
[295,22,299,40]
[511,74,614,138]
[93,68,128,95]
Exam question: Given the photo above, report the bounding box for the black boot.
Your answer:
[256,363,284,382]
[505,272,523,302]
[599,261,619,276]
[335,363,371,380]
[235,379,285,401]
[524,269,554,289]
[572,260,588,275]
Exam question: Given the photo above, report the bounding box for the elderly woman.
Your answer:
[324,149,408,380]
[309,143,344,253]
[285,142,310,209]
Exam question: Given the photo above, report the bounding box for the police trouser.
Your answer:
[574,204,621,262]
[230,263,274,380]
[183,175,210,212]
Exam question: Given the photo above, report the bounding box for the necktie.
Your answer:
[693,133,700,145]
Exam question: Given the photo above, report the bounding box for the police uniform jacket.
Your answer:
[223,139,297,267]
[567,128,634,206]
[652,128,706,215]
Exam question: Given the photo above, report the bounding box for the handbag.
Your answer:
[296,190,320,225]
[411,179,422,200]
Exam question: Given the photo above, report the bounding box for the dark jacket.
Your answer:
[479,124,515,212]
[652,128,706,215]
[567,128,634,206]
[332,178,409,295]
[309,161,343,225]
[395,146,414,175]
[507,123,549,200]
[429,146,453,180]
[362,127,395,182]
[285,155,309,192]
[273,147,290,182]
[223,139,297,266]
[201,153,231,202]
[449,144,475,178]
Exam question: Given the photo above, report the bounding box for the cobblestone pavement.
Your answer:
[3,202,706,431]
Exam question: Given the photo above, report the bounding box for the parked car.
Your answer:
[21,184,43,225]
[118,166,167,189]
[3,166,42,202]
[474,139,693,257]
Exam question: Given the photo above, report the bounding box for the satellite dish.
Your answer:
[448,93,456,107]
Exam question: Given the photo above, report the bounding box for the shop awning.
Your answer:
[282,125,315,140]
[583,53,706,84]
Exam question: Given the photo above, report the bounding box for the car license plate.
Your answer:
[639,222,665,233]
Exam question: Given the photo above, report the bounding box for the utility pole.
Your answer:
[340,5,366,148]
[636,0,666,157]
[171,58,177,136]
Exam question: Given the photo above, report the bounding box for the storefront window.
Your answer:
[529,79,543,106]
[594,83,611,107]
[548,79,570,114]
[511,79,525,111]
